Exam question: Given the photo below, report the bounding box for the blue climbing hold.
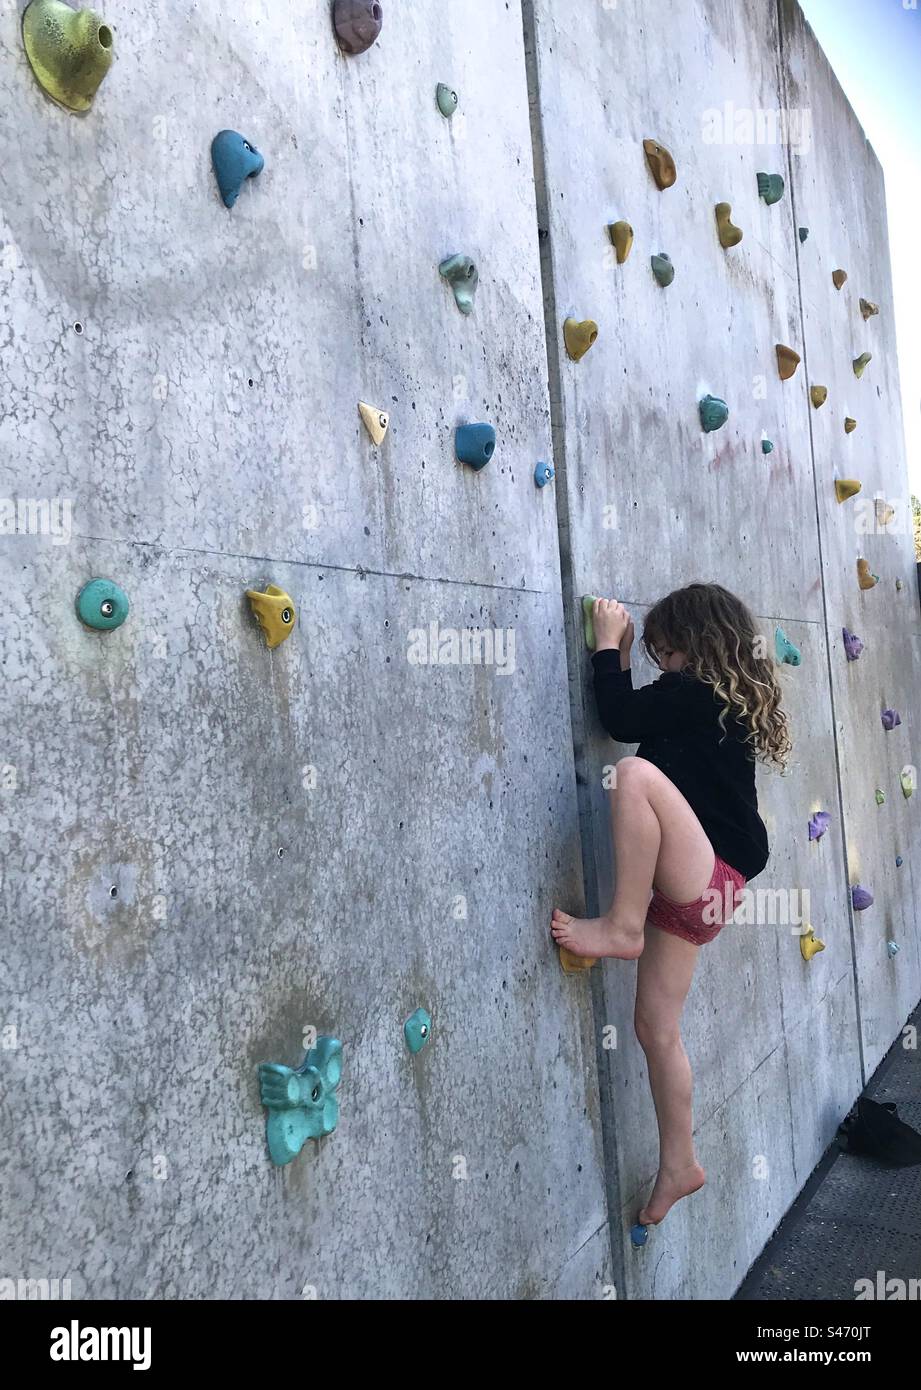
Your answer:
[456,423,495,470]
[775,627,802,666]
[258,1036,342,1166]
[403,1007,432,1054]
[896,855,903,868]
[798,227,809,243]
[761,439,774,455]
[211,130,264,208]
[75,578,129,631]
[630,1223,648,1248]
[699,394,729,433]
[534,461,554,487]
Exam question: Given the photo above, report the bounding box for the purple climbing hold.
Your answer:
[881,708,901,731]
[842,628,864,662]
[808,811,831,841]
[851,884,874,912]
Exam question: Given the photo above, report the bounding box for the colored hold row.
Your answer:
[259,1005,430,1167]
[21,1,385,111]
[777,345,873,381]
[76,577,297,648]
[801,929,901,961]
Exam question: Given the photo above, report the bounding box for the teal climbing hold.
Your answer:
[757,172,785,205]
[439,253,478,314]
[211,130,264,209]
[650,253,675,287]
[630,1224,648,1247]
[258,1036,342,1167]
[887,941,900,958]
[404,1007,432,1054]
[436,83,458,118]
[699,394,729,433]
[798,227,809,243]
[775,627,801,666]
[534,461,554,487]
[455,423,495,469]
[75,578,129,631]
[761,438,774,455]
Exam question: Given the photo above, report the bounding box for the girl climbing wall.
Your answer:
[551,583,791,1232]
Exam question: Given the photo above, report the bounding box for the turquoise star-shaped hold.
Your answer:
[258,1036,342,1166]
[775,627,801,666]
[404,1007,432,1054]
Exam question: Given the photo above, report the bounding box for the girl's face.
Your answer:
[652,643,689,673]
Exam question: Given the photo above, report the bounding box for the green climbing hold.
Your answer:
[439,253,478,314]
[75,578,129,631]
[582,595,598,651]
[404,1007,432,1054]
[875,788,886,806]
[436,83,458,118]
[775,627,801,666]
[757,172,784,205]
[761,438,774,455]
[900,767,914,799]
[22,0,114,111]
[853,353,872,378]
[650,253,675,288]
[699,394,729,433]
[258,1037,342,1167]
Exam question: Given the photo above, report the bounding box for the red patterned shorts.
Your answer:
[646,854,746,946]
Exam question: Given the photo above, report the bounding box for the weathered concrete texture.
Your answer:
[0,4,610,1297]
[527,0,919,1299]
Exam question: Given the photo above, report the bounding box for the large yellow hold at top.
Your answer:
[22,0,114,111]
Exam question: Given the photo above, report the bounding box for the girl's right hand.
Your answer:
[593,598,632,652]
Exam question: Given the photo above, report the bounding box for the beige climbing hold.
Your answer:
[832,269,848,290]
[875,498,895,526]
[857,557,878,590]
[563,317,599,362]
[358,401,389,446]
[844,417,857,433]
[810,385,828,408]
[776,344,801,380]
[800,928,825,962]
[643,139,676,190]
[835,478,862,502]
[859,298,879,320]
[715,202,743,248]
[853,353,872,378]
[559,945,596,975]
[608,221,634,264]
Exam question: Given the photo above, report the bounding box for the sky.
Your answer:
[798,0,921,493]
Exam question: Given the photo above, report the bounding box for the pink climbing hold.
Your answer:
[881,708,901,731]
[851,884,874,912]
[808,811,831,841]
[842,628,863,662]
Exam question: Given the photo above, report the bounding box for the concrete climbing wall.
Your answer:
[525,0,920,1299]
[0,2,610,1297]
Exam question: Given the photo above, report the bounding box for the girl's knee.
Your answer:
[611,756,651,794]
[634,1013,682,1053]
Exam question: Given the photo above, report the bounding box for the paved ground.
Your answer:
[736,1002,921,1300]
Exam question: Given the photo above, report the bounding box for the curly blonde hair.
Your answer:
[641,583,792,770]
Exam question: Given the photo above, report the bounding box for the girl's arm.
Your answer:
[591,647,716,743]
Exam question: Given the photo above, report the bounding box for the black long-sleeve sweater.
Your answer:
[592,647,769,881]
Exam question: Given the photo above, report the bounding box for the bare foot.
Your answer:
[550,908,644,960]
[637,1162,706,1226]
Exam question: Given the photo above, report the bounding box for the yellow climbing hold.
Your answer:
[835,478,862,502]
[810,385,828,408]
[715,203,743,248]
[844,418,857,433]
[776,344,801,380]
[832,269,848,290]
[643,139,677,190]
[875,498,895,526]
[853,353,872,378]
[564,318,598,362]
[245,584,296,649]
[22,0,114,111]
[859,298,879,320]
[559,945,597,975]
[608,221,634,264]
[800,928,825,961]
[358,401,389,446]
[857,558,878,590]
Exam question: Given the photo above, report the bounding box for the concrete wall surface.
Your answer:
[0,0,916,1299]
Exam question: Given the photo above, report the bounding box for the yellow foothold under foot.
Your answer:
[358,400,389,446]
[643,139,677,190]
[859,298,879,320]
[564,317,598,362]
[776,344,801,380]
[800,928,825,961]
[245,584,296,649]
[559,946,597,975]
[715,202,743,248]
[844,417,857,433]
[608,220,634,264]
[835,478,862,502]
[832,269,848,290]
[810,385,828,408]
[857,558,879,590]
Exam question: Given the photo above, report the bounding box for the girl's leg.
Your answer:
[551,755,715,959]
[633,925,706,1225]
